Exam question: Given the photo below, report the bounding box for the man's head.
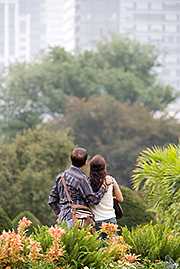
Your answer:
[70,147,88,168]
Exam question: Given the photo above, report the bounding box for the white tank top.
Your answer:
[91,178,116,221]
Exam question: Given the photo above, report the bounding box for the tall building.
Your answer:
[0,0,30,67]
[118,0,180,90]
[19,0,46,57]
[45,0,64,47]
[63,0,120,51]
[0,0,46,69]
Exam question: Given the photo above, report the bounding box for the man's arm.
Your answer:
[79,177,107,206]
[48,177,60,216]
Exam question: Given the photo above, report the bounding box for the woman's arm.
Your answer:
[113,179,123,203]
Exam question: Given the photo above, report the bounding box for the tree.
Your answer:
[132,144,180,228]
[0,37,177,138]
[61,96,180,186]
[0,127,74,224]
[0,207,12,232]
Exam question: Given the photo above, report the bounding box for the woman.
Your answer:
[89,154,123,231]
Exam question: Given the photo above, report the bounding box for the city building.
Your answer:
[0,0,180,94]
[45,0,64,47]
[19,0,46,57]
[0,0,46,69]
[118,0,180,91]
[62,0,120,51]
[0,0,30,67]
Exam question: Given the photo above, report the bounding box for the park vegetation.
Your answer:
[0,36,179,268]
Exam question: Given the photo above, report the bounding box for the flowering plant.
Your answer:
[0,217,65,268]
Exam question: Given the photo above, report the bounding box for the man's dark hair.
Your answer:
[71,147,88,167]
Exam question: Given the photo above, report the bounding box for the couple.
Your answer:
[48,147,123,230]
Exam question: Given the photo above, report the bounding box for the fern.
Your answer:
[132,144,180,226]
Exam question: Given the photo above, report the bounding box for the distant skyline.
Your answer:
[0,0,180,97]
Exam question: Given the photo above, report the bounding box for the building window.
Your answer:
[165,14,177,21]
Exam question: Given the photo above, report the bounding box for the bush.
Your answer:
[60,224,112,269]
[32,223,114,269]
[12,211,41,234]
[0,207,12,232]
[0,127,74,225]
[132,144,180,227]
[122,223,180,262]
[118,186,154,229]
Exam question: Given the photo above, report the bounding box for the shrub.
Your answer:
[0,207,12,232]
[132,145,180,227]
[31,225,53,253]
[60,224,113,269]
[0,127,74,225]
[122,223,180,262]
[0,218,65,269]
[118,186,154,229]
[12,211,41,234]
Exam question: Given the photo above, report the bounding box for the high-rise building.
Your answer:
[0,0,46,69]
[0,0,30,67]
[118,0,180,91]
[19,0,46,57]
[62,0,120,51]
[45,0,64,47]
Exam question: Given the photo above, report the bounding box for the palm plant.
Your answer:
[132,144,180,228]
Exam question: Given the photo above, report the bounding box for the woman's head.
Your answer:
[89,155,107,192]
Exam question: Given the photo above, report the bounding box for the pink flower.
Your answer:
[48,226,65,240]
[0,231,23,263]
[17,217,32,235]
[28,239,42,261]
[45,243,64,263]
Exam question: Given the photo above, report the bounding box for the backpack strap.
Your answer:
[59,176,73,204]
[59,176,91,212]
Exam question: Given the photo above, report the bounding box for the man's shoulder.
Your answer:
[69,166,87,179]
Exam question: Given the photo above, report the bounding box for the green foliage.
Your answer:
[0,207,12,232]
[122,223,180,262]
[119,186,153,229]
[27,261,57,269]
[31,225,53,253]
[0,36,177,137]
[132,144,180,226]
[12,211,41,234]
[60,224,112,269]
[62,96,180,185]
[0,127,74,225]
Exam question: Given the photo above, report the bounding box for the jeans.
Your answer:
[95,217,117,230]
[66,219,74,228]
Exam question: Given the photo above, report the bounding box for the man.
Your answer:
[48,147,107,227]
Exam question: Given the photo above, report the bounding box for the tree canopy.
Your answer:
[0,36,177,138]
[58,95,180,185]
[0,127,74,224]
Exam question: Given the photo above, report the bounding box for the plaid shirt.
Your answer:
[48,165,107,222]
